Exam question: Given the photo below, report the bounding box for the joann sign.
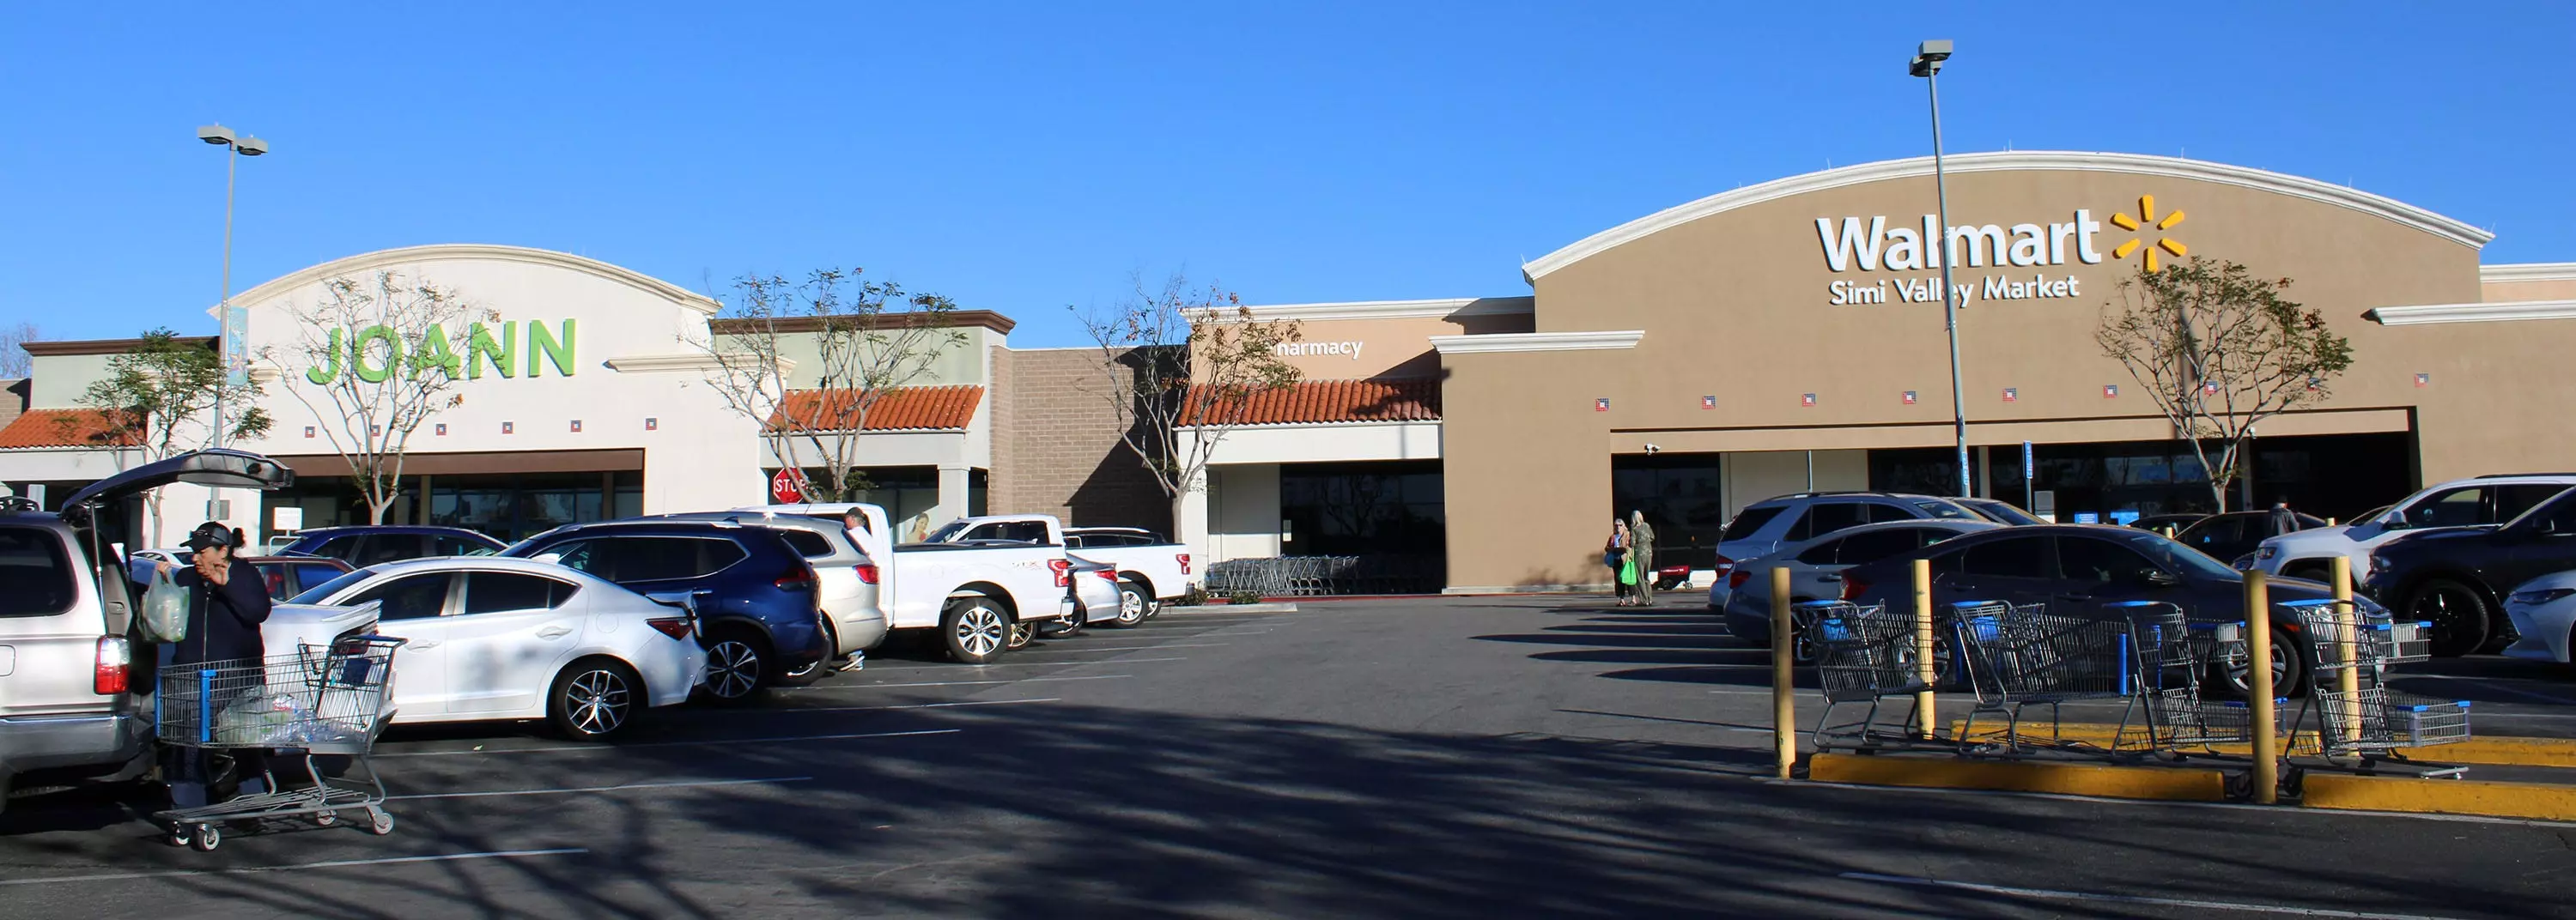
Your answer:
[304,318,577,384]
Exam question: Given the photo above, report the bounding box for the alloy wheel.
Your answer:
[2220,641,2293,694]
[957,607,1006,657]
[565,669,631,736]
[706,640,762,699]
[1118,587,1146,626]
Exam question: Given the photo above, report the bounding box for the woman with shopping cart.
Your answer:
[151,522,273,825]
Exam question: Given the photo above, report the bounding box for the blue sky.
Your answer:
[3,3,2568,348]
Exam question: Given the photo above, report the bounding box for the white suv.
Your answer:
[2249,475,2576,584]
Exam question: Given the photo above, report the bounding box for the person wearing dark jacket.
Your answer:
[155,521,274,818]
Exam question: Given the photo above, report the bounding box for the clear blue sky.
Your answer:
[4,3,2568,348]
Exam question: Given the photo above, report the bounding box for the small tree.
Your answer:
[2097,257,2354,511]
[691,268,969,501]
[1074,273,1303,534]
[70,328,273,540]
[266,271,489,524]
[0,321,36,378]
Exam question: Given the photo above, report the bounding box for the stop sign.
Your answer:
[770,469,807,504]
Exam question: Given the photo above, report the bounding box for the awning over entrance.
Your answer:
[269,447,646,478]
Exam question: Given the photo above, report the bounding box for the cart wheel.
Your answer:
[368,808,394,836]
[314,809,337,827]
[166,828,191,848]
[191,824,222,852]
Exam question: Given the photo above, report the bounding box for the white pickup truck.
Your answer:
[926,515,1194,628]
[738,503,1079,663]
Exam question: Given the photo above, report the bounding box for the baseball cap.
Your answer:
[182,521,240,551]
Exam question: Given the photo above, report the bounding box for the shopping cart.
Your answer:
[1951,601,2140,754]
[2109,603,2286,756]
[1801,601,1936,752]
[151,636,404,851]
[2274,598,2469,773]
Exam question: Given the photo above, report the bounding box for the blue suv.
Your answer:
[505,520,828,702]
[275,525,506,567]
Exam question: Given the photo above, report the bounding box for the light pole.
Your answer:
[1910,40,1971,499]
[197,124,266,523]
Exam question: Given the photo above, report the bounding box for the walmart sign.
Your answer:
[306,318,576,384]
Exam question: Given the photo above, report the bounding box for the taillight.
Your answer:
[1841,576,1868,602]
[94,636,130,695]
[1728,570,1752,590]
[1049,558,1071,588]
[1710,554,1735,576]
[775,564,817,590]
[1178,554,1191,574]
[854,563,879,584]
[646,617,695,641]
[1097,568,1117,582]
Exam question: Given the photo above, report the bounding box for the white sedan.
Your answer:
[266,557,706,740]
[2503,571,2576,664]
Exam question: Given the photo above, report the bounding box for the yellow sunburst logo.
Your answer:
[2107,194,2188,272]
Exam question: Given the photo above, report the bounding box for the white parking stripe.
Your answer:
[390,776,809,801]
[818,674,1133,690]
[1839,871,2463,919]
[762,698,1060,715]
[376,727,960,759]
[0,849,588,887]
[1033,642,1229,652]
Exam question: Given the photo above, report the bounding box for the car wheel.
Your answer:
[2215,627,2305,697]
[699,630,771,705]
[781,622,839,685]
[2409,578,2493,657]
[943,596,1011,663]
[1111,582,1148,628]
[1006,621,1035,650]
[550,658,641,741]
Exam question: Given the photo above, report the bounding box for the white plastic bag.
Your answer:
[139,566,187,644]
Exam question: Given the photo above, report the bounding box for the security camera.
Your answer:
[1643,444,1662,455]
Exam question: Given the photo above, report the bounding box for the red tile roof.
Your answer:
[769,385,983,433]
[1180,378,1440,427]
[0,408,138,449]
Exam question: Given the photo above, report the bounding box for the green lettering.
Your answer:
[526,318,575,378]
[304,328,344,384]
[351,325,399,384]
[413,324,462,380]
[466,321,515,379]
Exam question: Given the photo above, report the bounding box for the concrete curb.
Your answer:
[1946,721,2576,767]
[2303,773,2576,820]
[1807,754,2228,802]
[1159,602,1298,614]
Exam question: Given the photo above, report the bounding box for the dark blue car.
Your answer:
[503,519,828,702]
[274,525,507,567]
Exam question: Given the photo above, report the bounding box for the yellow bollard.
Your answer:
[1914,558,1936,739]
[2332,556,2361,745]
[1771,566,1796,778]
[2246,570,2278,804]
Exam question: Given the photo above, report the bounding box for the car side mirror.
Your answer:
[2142,569,2181,588]
[532,553,563,566]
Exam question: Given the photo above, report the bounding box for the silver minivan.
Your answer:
[0,449,295,811]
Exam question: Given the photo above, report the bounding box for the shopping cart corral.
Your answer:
[1801,601,1942,754]
[152,635,406,851]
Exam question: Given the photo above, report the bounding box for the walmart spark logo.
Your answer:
[2107,194,2188,272]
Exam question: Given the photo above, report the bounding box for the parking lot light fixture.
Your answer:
[1909,40,1971,499]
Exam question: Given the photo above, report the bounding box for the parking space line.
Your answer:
[390,776,810,801]
[1838,871,2461,919]
[1035,642,1230,652]
[817,674,1133,690]
[853,658,1183,674]
[763,698,1060,715]
[0,849,589,887]
[377,727,960,759]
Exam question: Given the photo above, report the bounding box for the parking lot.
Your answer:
[4,596,2575,918]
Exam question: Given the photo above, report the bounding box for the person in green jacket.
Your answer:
[1628,511,1657,606]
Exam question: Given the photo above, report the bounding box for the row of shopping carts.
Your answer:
[151,636,405,852]
[1798,596,2470,772]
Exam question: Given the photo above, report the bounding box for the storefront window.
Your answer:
[1875,433,2409,524]
[1279,460,1443,560]
[1612,454,1725,569]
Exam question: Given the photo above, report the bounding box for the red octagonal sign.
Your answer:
[771,469,808,504]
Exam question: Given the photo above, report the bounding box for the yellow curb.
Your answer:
[1948,721,2576,766]
[1808,754,2227,802]
[1944,720,2313,757]
[2303,773,2576,820]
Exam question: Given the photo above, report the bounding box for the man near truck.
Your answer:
[153,522,274,827]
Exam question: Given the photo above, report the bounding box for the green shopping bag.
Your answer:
[1619,559,1637,586]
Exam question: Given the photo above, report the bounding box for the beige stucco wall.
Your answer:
[2482,275,2576,302]
[1441,155,2572,592]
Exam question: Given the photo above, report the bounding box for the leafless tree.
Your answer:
[1073,273,1303,534]
[2097,257,2354,511]
[70,328,271,540]
[0,321,36,378]
[688,268,968,502]
[264,271,489,524]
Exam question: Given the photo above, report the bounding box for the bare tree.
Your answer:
[0,321,35,378]
[2097,257,2354,511]
[690,268,969,502]
[70,328,272,540]
[264,271,489,524]
[1074,273,1303,534]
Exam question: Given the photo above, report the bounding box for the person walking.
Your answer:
[154,522,274,832]
[1604,518,1631,606]
[2269,499,2300,537]
[1628,511,1658,607]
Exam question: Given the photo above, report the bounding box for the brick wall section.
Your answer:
[0,379,24,431]
[988,347,1173,534]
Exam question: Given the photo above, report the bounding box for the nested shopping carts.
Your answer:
[153,636,404,852]
[1801,601,1940,752]
[2275,598,2470,774]
[1952,601,2148,753]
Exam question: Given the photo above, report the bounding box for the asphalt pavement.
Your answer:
[3,596,2573,918]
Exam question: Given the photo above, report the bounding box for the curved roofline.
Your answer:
[1522,151,2495,283]
[228,244,723,315]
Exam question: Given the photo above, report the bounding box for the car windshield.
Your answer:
[1963,500,2044,526]
[1909,500,1977,521]
[925,520,973,542]
[2129,532,2243,579]
[288,567,377,605]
